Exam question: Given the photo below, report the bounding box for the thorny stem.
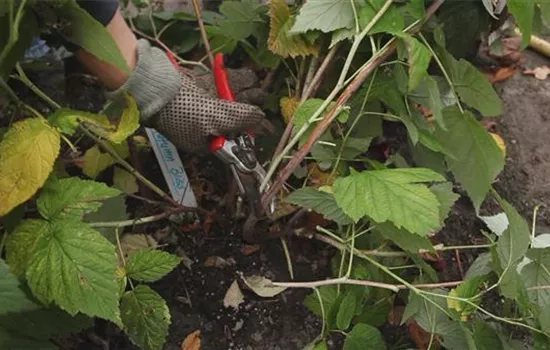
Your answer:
[271,46,339,161]
[129,18,208,71]
[191,0,214,68]
[89,207,187,228]
[261,0,446,204]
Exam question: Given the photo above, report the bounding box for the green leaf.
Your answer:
[100,94,140,144]
[37,177,121,219]
[336,289,357,330]
[402,289,450,333]
[357,298,393,327]
[508,0,535,49]
[343,323,386,350]
[374,222,434,254]
[10,218,120,323]
[121,285,171,350]
[0,118,60,217]
[126,248,181,282]
[358,2,404,34]
[216,0,264,40]
[440,51,503,116]
[267,0,319,58]
[333,168,445,235]
[47,108,113,136]
[433,107,504,211]
[465,252,493,279]
[285,187,354,225]
[55,1,130,73]
[429,182,459,225]
[293,99,348,128]
[6,220,51,277]
[522,248,550,308]
[447,275,487,319]
[0,328,56,350]
[304,285,338,318]
[291,0,354,34]
[473,321,505,350]
[0,259,38,314]
[0,307,92,341]
[496,199,531,298]
[399,35,432,92]
[84,195,129,243]
[407,0,425,19]
[409,76,445,129]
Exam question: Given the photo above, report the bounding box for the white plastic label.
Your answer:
[145,127,197,207]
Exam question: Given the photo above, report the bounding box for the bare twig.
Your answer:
[89,207,187,228]
[191,0,214,68]
[269,276,463,292]
[261,0,444,208]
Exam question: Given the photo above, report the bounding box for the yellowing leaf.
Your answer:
[0,118,60,216]
[106,94,140,143]
[81,145,116,179]
[490,133,506,156]
[268,0,319,58]
[113,167,139,194]
[80,141,130,179]
[86,94,140,144]
[280,96,299,124]
[48,108,113,136]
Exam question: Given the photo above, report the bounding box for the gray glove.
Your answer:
[106,39,266,154]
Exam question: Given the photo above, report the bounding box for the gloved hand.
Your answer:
[106,39,267,154]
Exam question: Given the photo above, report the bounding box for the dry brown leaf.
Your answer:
[241,275,287,297]
[241,244,261,256]
[181,330,201,350]
[204,256,235,268]
[524,66,550,80]
[223,280,244,309]
[307,163,336,187]
[485,66,517,83]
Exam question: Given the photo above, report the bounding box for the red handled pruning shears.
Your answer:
[208,54,276,218]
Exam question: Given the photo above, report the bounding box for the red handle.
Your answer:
[209,53,234,152]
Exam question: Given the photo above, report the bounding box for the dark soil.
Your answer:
[4,38,550,350]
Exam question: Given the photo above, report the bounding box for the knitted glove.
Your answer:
[106,39,267,154]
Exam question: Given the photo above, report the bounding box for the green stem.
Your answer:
[0,76,21,104]
[259,0,394,192]
[14,64,61,109]
[89,208,186,228]
[418,33,464,114]
[0,0,27,69]
[115,228,135,290]
[0,232,8,256]
[280,237,295,280]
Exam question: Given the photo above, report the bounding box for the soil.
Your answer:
[4,37,550,350]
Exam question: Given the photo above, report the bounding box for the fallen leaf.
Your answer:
[204,256,235,268]
[241,275,287,298]
[181,329,201,350]
[485,66,517,83]
[202,211,216,234]
[241,244,261,256]
[223,280,244,309]
[524,66,550,80]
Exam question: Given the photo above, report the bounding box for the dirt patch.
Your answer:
[493,48,550,230]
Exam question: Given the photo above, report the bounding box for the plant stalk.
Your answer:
[89,207,187,228]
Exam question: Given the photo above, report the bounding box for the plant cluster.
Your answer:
[1,0,550,349]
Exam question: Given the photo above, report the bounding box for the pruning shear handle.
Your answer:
[208,53,275,217]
